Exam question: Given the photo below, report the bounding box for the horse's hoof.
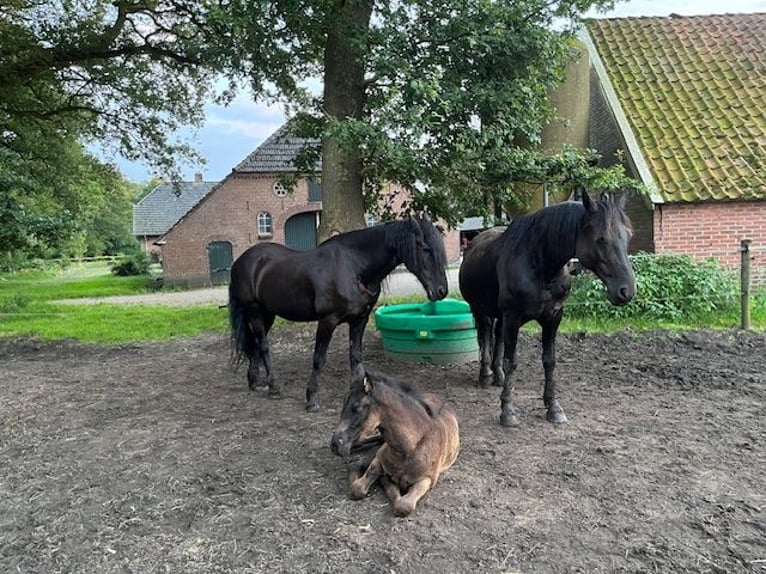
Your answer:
[499,411,520,427]
[305,401,321,413]
[394,500,415,517]
[546,409,568,424]
[477,374,492,388]
[267,389,283,399]
[491,377,503,387]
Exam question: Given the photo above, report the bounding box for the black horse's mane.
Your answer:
[503,201,584,256]
[383,218,447,269]
[319,217,446,269]
[501,199,627,278]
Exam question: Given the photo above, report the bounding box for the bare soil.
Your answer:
[1,325,764,574]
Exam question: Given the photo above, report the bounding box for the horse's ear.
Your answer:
[581,190,596,213]
[363,375,373,394]
[615,192,628,210]
[409,214,425,240]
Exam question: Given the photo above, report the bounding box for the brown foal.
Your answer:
[330,370,460,517]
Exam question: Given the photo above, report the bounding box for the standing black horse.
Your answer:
[229,216,449,411]
[459,191,636,427]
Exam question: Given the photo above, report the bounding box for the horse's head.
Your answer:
[399,216,449,301]
[576,191,636,306]
[330,372,382,458]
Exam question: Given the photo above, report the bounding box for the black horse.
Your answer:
[459,191,636,427]
[229,216,449,411]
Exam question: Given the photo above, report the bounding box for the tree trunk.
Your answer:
[318,0,373,242]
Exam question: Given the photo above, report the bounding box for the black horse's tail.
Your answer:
[228,282,253,371]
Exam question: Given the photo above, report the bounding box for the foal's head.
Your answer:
[388,216,449,301]
[576,191,636,305]
[330,373,382,458]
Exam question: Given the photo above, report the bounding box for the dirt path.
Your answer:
[1,326,764,573]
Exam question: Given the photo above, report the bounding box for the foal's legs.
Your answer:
[382,475,433,517]
[305,317,339,412]
[499,313,522,427]
[540,312,567,424]
[473,312,494,387]
[349,449,384,499]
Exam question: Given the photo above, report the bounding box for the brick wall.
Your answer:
[654,201,766,285]
[161,174,460,286]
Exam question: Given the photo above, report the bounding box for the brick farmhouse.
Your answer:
[134,127,461,286]
[583,13,766,284]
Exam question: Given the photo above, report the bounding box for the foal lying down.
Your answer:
[330,370,460,517]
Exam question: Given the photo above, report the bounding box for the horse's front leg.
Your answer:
[347,314,370,381]
[540,312,567,424]
[389,476,433,517]
[306,318,338,412]
[349,452,384,500]
[499,312,522,427]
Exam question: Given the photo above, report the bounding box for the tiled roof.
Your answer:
[586,13,766,203]
[235,123,321,173]
[133,180,218,236]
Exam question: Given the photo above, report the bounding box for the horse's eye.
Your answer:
[352,403,365,414]
[597,237,607,246]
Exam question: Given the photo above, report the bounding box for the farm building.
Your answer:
[133,126,461,286]
[581,12,766,284]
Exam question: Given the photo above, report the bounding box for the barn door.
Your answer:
[207,241,232,285]
[284,212,317,251]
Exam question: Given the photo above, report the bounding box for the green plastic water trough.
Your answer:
[374,299,478,365]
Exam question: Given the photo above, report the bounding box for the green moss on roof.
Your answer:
[587,13,766,203]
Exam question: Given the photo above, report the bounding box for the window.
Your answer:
[366,214,377,227]
[273,181,287,197]
[257,211,273,236]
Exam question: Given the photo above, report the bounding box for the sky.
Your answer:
[112,0,766,184]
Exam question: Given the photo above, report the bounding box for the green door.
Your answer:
[207,241,232,285]
[285,212,317,251]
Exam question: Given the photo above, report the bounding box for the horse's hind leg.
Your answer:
[499,312,522,427]
[540,313,567,424]
[305,318,338,412]
[491,316,505,387]
[474,312,494,387]
[253,309,280,398]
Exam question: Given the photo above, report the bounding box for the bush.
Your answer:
[111,251,151,277]
[567,252,738,321]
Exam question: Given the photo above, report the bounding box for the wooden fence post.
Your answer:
[740,239,751,330]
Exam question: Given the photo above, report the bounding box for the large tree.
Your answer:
[2,1,635,248]
[212,0,634,239]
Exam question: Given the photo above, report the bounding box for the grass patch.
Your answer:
[0,303,229,343]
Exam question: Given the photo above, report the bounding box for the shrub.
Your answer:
[111,251,151,277]
[567,252,738,321]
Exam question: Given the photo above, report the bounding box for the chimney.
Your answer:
[194,172,203,184]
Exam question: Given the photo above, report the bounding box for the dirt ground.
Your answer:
[1,324,764,574]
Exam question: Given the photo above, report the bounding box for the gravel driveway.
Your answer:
[55,267,462,307]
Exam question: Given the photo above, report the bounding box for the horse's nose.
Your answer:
[436,285,448,299]
[330,435,343,455]
[618,284,635,304]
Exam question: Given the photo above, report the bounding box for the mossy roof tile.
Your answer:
[587,13,766,203]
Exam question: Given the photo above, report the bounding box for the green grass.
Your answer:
[0,303,229,343]
[1,266,764,344]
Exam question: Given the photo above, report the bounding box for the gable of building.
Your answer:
[133,179,218,236]
[585,13,766,204]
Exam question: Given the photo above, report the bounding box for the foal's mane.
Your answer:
[368,371,435,417]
